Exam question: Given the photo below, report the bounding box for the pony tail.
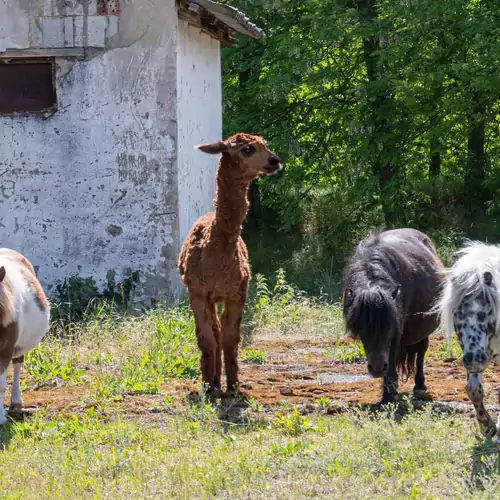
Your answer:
[397,344,419,379]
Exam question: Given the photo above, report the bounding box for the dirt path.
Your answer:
[238,334,500,413]
[10,334,500,420]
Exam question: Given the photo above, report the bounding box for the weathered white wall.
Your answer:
[0,0,181,300]
[0,0,120,50]
[176,21,221,248]
[0,0,31,51]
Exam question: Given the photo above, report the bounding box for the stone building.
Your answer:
[0,0,263,301]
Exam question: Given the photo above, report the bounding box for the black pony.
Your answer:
[342,228,444,404]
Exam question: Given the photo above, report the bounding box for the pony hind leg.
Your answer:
[221,298,244,394]
[413,338,429,395]
[190,293,219,396]
[467,373,496,437]
[9,355,24,412]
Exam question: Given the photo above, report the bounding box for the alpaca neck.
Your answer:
[213,155,251,244]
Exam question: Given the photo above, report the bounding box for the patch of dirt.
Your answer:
[239,334,500,412]
[8,334,500,420]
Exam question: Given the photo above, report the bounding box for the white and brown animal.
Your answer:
[0,248,50,423]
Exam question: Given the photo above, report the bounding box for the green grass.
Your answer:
[246,269,343,341]
[0,403,497,498]
[23,342,85,388]
[434,335,463,361]
[1,271,499,498]
[324,340,366,364]
[240,348,267,364]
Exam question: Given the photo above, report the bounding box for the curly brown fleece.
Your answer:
[178,133,281,394]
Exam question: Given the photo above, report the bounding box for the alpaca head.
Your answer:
[196,133,282,180]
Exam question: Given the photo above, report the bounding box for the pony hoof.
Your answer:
[487,427,497,438]
[413,389,429,400]
[482,421,497,438]
[381,394,399,405]
[9,402,23,413]
[413,384,427,394]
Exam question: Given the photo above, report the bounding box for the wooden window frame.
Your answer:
[0,57,57,115]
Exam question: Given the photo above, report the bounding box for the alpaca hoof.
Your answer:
[206,388,221,399]
[225,388,247,400]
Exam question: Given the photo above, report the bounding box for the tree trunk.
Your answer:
[429,148,441,178]
[428,106,441,178]
[465,96,488,218]
[356,0,398,227]
[246,181,262,227]
[429,34,446,179]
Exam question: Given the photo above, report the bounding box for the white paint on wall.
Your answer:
[0,0,180,300]
[176,21,221,248]
[0,0,30,51]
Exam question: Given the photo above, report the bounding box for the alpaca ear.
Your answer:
[195,141,229,155]
[0,267,5,283]
[484,271,493,286]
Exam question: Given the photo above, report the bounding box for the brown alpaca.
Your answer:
[178,133,282,395]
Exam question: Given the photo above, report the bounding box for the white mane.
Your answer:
[434,241,500,336]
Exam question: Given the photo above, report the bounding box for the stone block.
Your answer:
[105,15,119,44]
[29,17,43,48]
[64,17,74,47]
[74,15,106,48]
[43,0,53,16]
[87,16,106,47]
[58,0,97,17]
[42,17,64,48]
[74,16,84,46]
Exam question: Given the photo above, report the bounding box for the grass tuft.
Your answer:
[240,348,267,364]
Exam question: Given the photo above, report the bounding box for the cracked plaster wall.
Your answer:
[0,0,198,301]
[176,20,220,250]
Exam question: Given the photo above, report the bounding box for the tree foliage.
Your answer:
[222,0,500,238]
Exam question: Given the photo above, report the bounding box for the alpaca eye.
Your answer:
[241,146,255,156]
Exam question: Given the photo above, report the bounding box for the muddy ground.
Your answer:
[10,334,500,421]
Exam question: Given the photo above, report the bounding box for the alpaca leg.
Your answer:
[212,306,222,392]
[10,356,24,411]
[221,299,244,393]
[190,294,218,394]
[413,338,429,394]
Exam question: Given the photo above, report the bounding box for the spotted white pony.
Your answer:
[0,248,50,424]
[435,241,500,439]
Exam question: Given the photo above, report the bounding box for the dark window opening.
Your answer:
[0,58,56,114]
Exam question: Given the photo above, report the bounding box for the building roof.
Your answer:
[178,0,265,46]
